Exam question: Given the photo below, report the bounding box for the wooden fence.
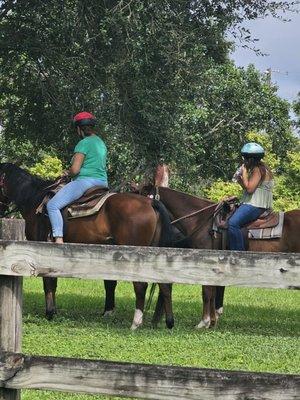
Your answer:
[0,218,299,400]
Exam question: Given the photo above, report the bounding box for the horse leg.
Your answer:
[43,277,57,320]
[152,289,165,328]
[103,280,117,316]
[158,283,174,329]
[131,282,148,330]
[196,285,214,329]
[215,286,225,317]
[209,286,218,327]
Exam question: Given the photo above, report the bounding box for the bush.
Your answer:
[29,155,63,180]
[204,179,242,202]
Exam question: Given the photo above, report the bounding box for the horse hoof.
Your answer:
[210,320,218,329]
[130,309,143,331]
[166,317,174,329]
[45,311,55,321]
[216,307,223,316]
[102,309,114,317]
[130,323,139,331]
[195,319,210,329]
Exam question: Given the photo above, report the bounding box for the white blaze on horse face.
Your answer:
[131,309,143,330]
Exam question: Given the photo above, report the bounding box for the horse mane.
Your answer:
[0,163,55,208]
[158,186,215,206]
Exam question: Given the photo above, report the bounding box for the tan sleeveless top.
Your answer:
[241,179,274,209]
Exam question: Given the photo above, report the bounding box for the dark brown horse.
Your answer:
[0,163,175,329]
[140,169,300,329]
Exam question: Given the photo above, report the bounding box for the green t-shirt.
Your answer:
[73,135,108,182]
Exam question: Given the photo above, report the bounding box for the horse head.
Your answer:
[129,163,170,198]
[129,181,157,198]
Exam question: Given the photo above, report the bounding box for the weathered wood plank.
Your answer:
[0,220,24,400]
[0,220,25,242]
[0,278,22,400]
[0,351,298,400]
[0,240,299,289]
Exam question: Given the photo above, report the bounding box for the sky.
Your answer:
[230,9,300,104]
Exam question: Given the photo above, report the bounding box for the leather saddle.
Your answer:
[69,187,109,209]
[246,210,279,230]
[67,187,116,219]
[37,181,114,219]
[213,198,283,240]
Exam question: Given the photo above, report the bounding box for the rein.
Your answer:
[152,186,220,242]
[41,175,70,193]
[171,203,217,225]
[179,206,217,241]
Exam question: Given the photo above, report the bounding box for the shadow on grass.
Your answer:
[23,290,299,337]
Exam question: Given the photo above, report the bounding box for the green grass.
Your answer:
[21,278,300,399]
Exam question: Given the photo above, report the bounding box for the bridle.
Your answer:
[0,173,18,217]
[151,185,218,240]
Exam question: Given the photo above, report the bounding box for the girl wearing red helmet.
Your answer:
[47,112,108,243]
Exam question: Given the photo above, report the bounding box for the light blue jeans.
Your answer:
[46,178,108,237]
[228,204,265,251]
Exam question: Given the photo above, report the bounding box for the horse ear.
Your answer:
[154,163,170,187]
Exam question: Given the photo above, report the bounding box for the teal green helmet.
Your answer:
[241,142,265,159]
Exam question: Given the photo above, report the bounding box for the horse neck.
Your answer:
[5,167,52,215]
[158,187,214,216]
[158,187,217,248]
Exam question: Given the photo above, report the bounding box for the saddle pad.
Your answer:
[67,192,117,219]
[248,211,284,239]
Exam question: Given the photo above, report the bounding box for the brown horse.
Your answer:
[0,163,175,330]
[139,169,300,329]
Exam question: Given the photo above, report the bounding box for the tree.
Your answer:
[293,93,300,137]
[0,1,297,185]
[167,63,295,187]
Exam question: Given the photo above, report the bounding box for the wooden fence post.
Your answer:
[0,219,25,400]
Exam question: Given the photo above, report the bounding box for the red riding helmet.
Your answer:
[73,112,96,127]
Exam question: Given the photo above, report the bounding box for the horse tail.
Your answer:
[152,199,174,247]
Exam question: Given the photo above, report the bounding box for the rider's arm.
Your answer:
[68,153,85,177]
[240,166,262,194]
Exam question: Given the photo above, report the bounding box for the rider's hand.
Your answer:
[61,169,70,177]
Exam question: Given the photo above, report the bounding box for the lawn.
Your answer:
[22,277,300,400]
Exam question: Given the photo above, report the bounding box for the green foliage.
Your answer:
[170,63,294,185]
[272,150,300,211]
[28,155,63,180]
[0,1,297,186]
[293,93,300,136]
[204,179,242,202]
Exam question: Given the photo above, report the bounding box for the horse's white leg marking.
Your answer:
[196,317,211,329]
[103,310,115,317]
[130,309,143,330]
[216,307,223,316]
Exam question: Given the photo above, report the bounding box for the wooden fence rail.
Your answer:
[0,351,299,400]
[0,219,299,399]
[0,240,299,288]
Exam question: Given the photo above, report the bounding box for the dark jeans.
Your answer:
[228,204,265,251]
